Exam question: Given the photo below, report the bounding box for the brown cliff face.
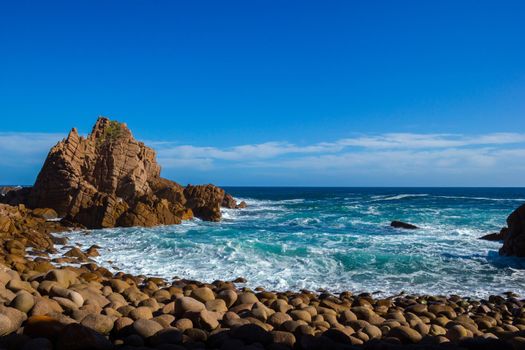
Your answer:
[27,117,241,229]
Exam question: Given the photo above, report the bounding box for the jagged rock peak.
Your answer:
[26,117,242,229]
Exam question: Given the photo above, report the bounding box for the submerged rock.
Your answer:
[390,221,418,230]
[25,117,242,229]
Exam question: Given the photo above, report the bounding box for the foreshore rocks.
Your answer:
[0,204,67,252]
[1,117,243,229]
[0,241,525,350]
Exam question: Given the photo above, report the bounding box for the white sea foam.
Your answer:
[435,195,525,202]
[53,189,525,298]
[371,194,429,201]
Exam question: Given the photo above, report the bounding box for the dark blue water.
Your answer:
[60,187,525,297]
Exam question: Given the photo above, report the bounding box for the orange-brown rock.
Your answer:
[26,117,241,228]
[185,184,227,222]
[0,204,66,251]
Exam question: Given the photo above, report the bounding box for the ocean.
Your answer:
[56,187,525,297]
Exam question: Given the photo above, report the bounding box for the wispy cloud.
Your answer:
[154,132,525,165]
[2,131,525,186]
[0,132,62,165]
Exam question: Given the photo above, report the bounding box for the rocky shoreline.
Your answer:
[1,234,525,350]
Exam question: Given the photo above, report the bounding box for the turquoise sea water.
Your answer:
[59,188,525,297]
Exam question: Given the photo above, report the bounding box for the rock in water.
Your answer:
[390,221,418,230]
[479,228,508,241]
[27,117,241,228]
[499,203,525,257]
[184,184,226,222]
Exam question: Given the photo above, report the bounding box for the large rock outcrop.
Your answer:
[25,117,241,229]
[499,203,525,257]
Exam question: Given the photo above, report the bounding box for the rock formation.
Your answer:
[25,117,242,229]
[0,204,65,251]
[390,221,418,230]
[499,203,525,257]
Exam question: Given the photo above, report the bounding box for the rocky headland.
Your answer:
[1,117,245,230]
[1,117,525,349]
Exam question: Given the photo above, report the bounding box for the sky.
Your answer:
[0,1,524,186]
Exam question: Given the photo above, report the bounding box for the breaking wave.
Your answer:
[58,187,525,297]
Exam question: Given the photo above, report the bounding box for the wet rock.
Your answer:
[85,245,100,257]
[184,185,226,222]
[64,247,88,260]
[390,221,418,229]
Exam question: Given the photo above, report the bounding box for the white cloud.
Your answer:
[153,132,525,165]
[2,131,525,185]
[0,132,62,165]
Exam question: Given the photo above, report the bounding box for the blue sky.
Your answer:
[1,1,524,186]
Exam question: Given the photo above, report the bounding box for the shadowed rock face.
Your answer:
[27,117,240,229]
[499,203,525,257]
[390,221,418,230]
